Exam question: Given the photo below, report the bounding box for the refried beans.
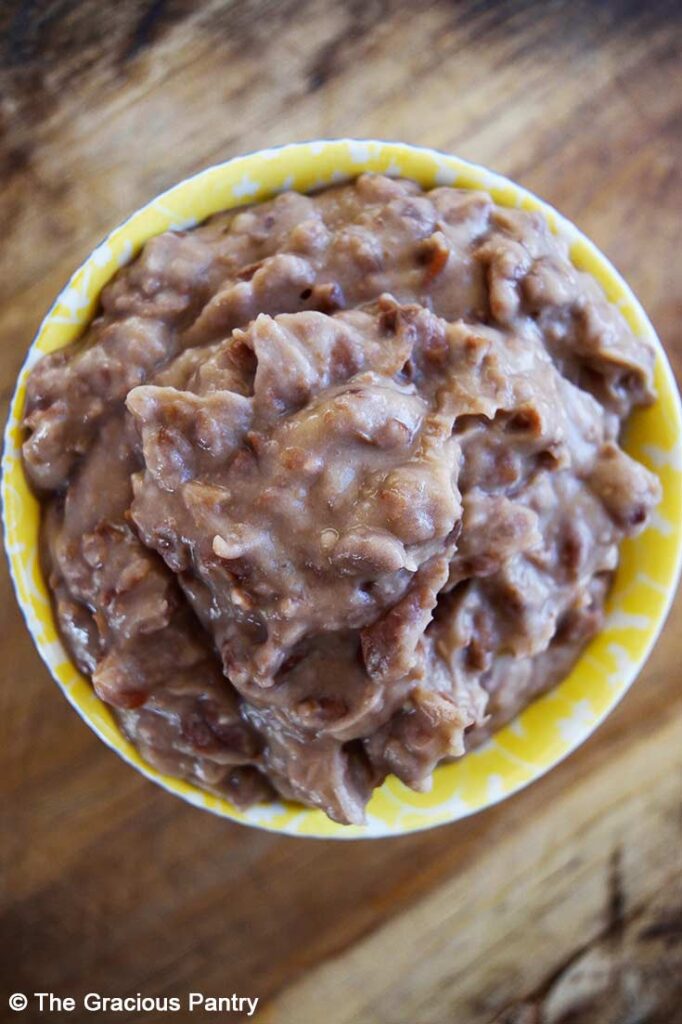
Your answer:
[22,174,661,824]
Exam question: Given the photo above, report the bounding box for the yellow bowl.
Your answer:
[4,140,682,838]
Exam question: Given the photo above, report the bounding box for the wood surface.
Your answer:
[1,2,681,1022]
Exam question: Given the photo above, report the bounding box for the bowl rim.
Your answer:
[3,138,682,839]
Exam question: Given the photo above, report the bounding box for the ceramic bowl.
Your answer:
[4,140,681,837]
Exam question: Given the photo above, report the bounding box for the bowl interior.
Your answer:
[3,140,682,838]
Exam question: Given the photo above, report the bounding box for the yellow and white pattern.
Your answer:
[3,140,681,839]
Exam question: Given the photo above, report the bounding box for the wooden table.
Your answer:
[1,2,681,1021]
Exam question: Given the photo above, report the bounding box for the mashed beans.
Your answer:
[22,174,660,824]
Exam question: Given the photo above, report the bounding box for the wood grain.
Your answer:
[1,2,681,1022]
